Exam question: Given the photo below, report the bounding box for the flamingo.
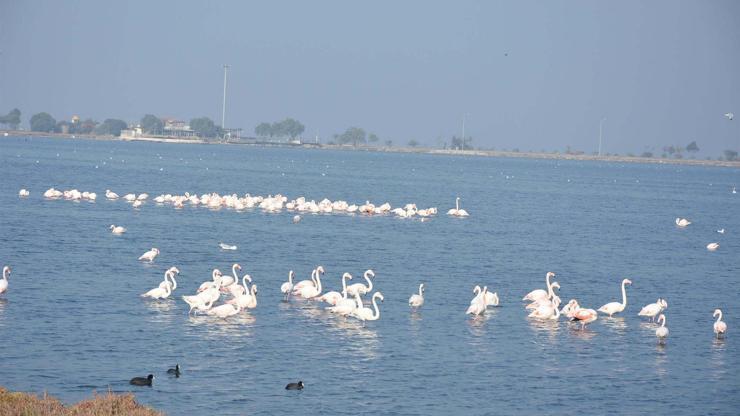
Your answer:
[18,189,29,197]
[105,189,119,199]
[280,270,295,299]
[326,291,359,316]
[293,266,323,291]
[318,273,352,306]
[560,299,579,318]
[408,283,425,308]
[598,278,632,317]
[466,286,488,316]
[713,309,727,338]
[138,248,160,262]
[198,269,223,292]
[352,291,384,322]
[638,299,667,322]
[655,314,669,344]
[294,269,322,299]
[219,263,242,289]
[346,269,374,297]
[110,225,126,234]
[707,243,720,251]
[523,272,556,302]
[528,297,561,320]
[526,282,560,310]
[675,218,691,227]
[446,197,469,217]
[141,271,174,299]
[158,267,180,291]
[226,274,252,298]
[207,302,241,318]
[571,306,598,329]
[0,266,10,295]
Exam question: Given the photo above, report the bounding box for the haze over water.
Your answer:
[0,136,738,415]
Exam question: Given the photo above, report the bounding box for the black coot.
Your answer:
[130,374,154,386]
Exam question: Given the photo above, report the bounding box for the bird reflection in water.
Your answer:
[654,345,668,378]
[600,316,628,334]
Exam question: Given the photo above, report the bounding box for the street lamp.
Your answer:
[598,117,607,157]
[222,64,229,129]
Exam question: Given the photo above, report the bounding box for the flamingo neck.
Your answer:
[418,284,424,297]
[169,273,177,291]
[364,272,373,291]
[289,271,294,285]
[473,286,481,296]
[371,295,381,320]
[715,311,723,323]
[315,272,322,293]
[232,265,239,280]
[354,291,363,309]
[2,267,8,280]
[621,281,628,307]
[342,274,350,292]
[545,273,552,292]
[456,198,459,210]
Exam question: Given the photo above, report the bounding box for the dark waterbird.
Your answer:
[130,374,154,386]
[167,364,181,377]
[285,381,304,390]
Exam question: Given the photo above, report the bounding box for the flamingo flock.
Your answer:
[32,187,465,220]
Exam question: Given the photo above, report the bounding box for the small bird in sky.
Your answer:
[725,113,734,120]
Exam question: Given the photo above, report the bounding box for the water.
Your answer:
[0,136,738,415]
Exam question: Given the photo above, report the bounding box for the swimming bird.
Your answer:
[717,229,725,234]
[219,242,237,250]
[110,224,126,234]
[0,266,10,295]
[655,314,669,344]
[167,364,181,377]
[138,248,160,262]
[446,197,469,217]
[707,242,720,251]
[675,218,691,227]
[345,269,374,297]
[725,112,734,121]
[598,278,632,317]
[713,309,727,338]
[105,189,119,199]
[293,215,301,223]
[18,189,29,197]
[638,299,667,322]
[129,374,154,386]
[408,283,425,308]
[286,381,304,390]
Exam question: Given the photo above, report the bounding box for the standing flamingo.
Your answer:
[522,272,556,302]
[655,314,669,344]
[713,309,727,338]
[598,278,632,317]
[408,283,425,308]
[345,269,374,297]
[0,266,10,295]
[318,273,352,305]
[352,292,384,322]
[280,270,295,299]
[446,197,469,217]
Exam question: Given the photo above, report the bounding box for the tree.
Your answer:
[686,141,699,153]
[255,122,272,137]
[76,118,98,134]
[141,114,163,134]
[724,150,738,161]
[30,112,56,132]
[281,118,305,139]
[190,117,221,138]
[0,108,21,129]
[408,139,419,147]
[337,127,366,146]
[95,119,128,136]
[368,133,379,144]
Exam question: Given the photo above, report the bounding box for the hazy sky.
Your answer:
[1,1,738,154]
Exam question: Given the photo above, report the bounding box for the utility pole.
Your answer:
[461,114,466,151]
[222,64,229,129]
[598,117,606,157]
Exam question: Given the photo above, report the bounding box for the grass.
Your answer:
[0,387,163,416]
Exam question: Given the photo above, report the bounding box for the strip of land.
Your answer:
[0,386,162,415]
[3,129,739,168]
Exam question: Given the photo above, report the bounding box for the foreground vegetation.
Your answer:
[0,387,162,416]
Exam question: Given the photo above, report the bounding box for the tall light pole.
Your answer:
[598,117,606,157]
[222,64,229,129]
[461,113,467,151]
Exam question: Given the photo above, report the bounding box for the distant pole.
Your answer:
[598,117,606,157]
[222,64,230,129]
[461,114,466,151]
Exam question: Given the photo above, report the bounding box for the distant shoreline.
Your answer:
[3,129,739,169]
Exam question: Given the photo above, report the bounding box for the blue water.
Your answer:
[0,136,738,415]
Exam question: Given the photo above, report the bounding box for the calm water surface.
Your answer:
[0,137,738,415]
